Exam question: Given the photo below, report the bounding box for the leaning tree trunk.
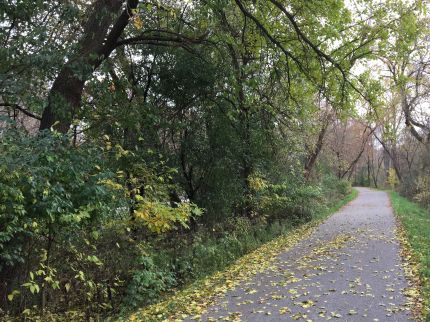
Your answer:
[39,0,139,132]
[304,119,329,179]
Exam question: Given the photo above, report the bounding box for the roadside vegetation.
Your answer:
[0,128,352,321]
[390,191,430,320]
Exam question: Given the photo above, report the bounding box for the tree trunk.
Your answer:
[39,0,138,132]
[304,119,329,179]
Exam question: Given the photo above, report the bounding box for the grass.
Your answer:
[118,188,359,321]
[390,191,430,320]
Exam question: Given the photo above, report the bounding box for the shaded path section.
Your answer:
[194,188,412,321]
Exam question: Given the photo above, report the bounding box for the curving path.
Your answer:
[193,188,413,321]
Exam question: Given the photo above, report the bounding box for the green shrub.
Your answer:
[125,255,176,309]
[321,175,351,202]
[253,183,319,221]
[0,130,126,316]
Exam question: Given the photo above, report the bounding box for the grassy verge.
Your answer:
[316,187,358,221]
[389,191,430,320]
[118,188,358,321]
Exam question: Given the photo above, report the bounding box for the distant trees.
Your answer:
[320,118,373,181]
[365,1,430,204]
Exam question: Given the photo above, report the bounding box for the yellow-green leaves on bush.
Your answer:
[134,198,202,233]
[248,174,268,192]
[414,176,430,209]
[387,168,399,189]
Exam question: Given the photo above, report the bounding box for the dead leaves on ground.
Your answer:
[122,220,323,321]
[122,198,424,322]
[395,220,426,321]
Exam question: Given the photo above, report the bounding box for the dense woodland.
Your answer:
[0,0,429,320]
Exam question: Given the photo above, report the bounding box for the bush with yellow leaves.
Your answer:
[414,175,430,209]
[134,197,203,233]
[387,168,400,189]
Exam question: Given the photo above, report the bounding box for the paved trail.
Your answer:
[196,188,413,321]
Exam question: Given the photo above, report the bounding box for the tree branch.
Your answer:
[268,0,346,78]
[115,30,209,47]
[233,0,303,70]
[0,103,41,120]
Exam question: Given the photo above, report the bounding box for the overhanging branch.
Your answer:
[115,30,209,48]
[0,103,41,120]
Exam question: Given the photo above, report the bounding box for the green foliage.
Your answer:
[125,253,176,309]
[0,130,121,272]
[0,130,130,318]
[248,174,351,222]
[0,128,208,318]
[322,175,352,199]
[257,182,324,221]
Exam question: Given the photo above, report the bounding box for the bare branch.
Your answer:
[0,103,41,120]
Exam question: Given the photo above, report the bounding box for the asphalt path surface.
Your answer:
[195,188,412,321]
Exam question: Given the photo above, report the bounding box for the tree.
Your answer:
[378,2,430,145]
